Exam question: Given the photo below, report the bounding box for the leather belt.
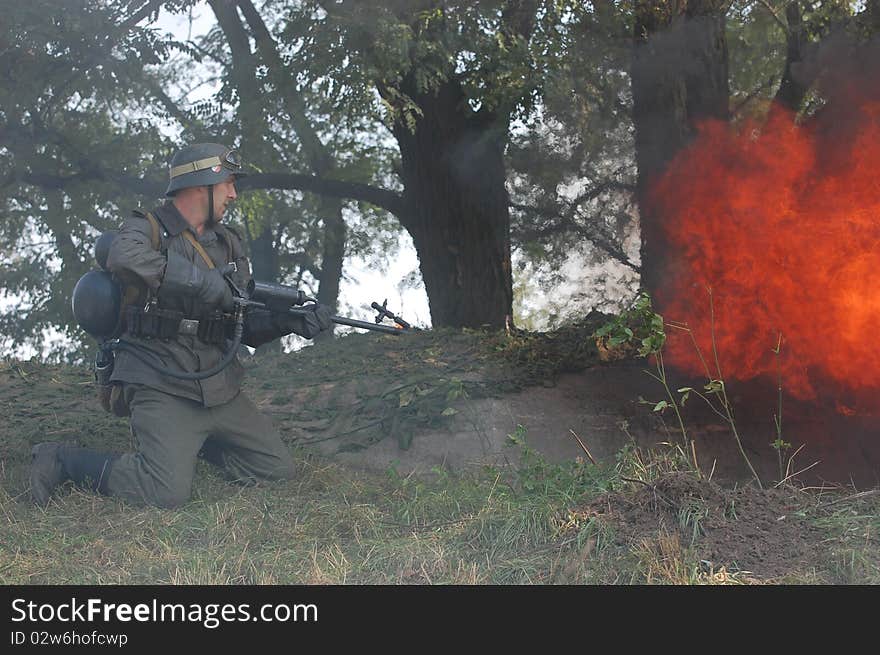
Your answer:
[124,306,229,345]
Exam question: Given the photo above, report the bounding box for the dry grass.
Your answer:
[2,347,878,585]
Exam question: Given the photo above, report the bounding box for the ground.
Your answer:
[1,323,878,584]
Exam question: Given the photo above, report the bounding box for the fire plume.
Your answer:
[651,88,880,406]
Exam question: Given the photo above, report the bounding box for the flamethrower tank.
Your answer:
[71,270,122,339]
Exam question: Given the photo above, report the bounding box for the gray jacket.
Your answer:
[107,201,251,407]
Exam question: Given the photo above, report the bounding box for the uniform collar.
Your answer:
[154,200,200,237]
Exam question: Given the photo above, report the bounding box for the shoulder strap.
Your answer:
[134,207,215,268]
[143,211,161,251]
[131,209,162,251]
[181,230,216,270]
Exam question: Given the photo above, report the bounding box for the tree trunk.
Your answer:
[248,224,282,353]
[774,3,809,112]
[632,0,730,296]
[249,224,278,284]
[314,197,345,341]
[392,77,513,329]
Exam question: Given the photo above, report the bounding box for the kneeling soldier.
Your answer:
[31,143,332,508]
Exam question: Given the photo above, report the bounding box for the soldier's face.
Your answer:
[212,177,237,220]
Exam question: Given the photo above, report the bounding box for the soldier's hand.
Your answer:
[200,268,234,313]
[307,303,333,331]
[273,303,333,339]
[160,252,234,312]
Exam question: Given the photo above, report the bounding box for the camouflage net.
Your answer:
[243,315,610,453]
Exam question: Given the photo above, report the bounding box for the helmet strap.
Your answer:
[207,184,215,226]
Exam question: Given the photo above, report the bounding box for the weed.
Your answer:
[595,290,766,487]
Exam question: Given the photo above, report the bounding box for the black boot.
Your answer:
[30,442,116,506]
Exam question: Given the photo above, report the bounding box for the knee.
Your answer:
[272,458,297,482]
[151,483,192,509]
[265,455,296,482]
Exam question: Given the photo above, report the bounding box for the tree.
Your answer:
[0,0,175,359]
[631,0,730,295]
[258,0,544,329]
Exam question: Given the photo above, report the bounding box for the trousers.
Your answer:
[105,385,296,507]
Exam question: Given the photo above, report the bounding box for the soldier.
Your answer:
[30,143,332,508]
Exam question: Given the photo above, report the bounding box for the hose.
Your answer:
[109,307,245,381]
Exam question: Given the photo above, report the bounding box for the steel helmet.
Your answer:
[165,142,246,196]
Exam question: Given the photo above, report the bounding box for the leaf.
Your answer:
[441,407,458,416]
[653,400,668,412]
[399,389,414,407]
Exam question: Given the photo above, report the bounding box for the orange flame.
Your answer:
[651,93,880,406]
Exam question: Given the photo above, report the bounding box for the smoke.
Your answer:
[650,32,880,410]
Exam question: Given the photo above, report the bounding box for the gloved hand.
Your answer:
[275,303,333,339]
[304,303,333,331]
[199,268,235,312]
[240,304,333,347]
[160,251,234,312]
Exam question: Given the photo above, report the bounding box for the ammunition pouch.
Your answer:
[123,306,229,345]
[94,347,130,417]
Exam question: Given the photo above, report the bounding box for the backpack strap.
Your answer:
[134,207,214,269]
[143,211,161,252]
[117,210,167,313]
[131,208,163,252]
[181,230,216,270]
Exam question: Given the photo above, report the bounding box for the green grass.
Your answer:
[0,448,611,584]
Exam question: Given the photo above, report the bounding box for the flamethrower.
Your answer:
[241,276,413,336]
[74,250,416,385]
[109,268,413,381]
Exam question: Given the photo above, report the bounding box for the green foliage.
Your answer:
[593,292,666,357]
[508,1,638,279]
[0,0,179,362]
[507,424,613,501]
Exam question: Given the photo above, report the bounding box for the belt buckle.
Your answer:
[178,318,199,336]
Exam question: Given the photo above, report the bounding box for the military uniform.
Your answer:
[101,201,296,507]
[31,143,332,508]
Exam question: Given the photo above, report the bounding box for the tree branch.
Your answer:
[237,0,335,175]
[511,205,640,273]
[753,0,791,34]
[239,173,407,219]
[15,170,165,198]
[118,0,164,32]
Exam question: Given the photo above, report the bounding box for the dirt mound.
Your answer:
[575,472,825,578]
[246,319,607,457]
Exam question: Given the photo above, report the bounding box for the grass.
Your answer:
[2,438,878,585]
[0,448,605,584]
[2,326,879,585]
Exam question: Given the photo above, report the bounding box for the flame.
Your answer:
[651,90,880,406]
